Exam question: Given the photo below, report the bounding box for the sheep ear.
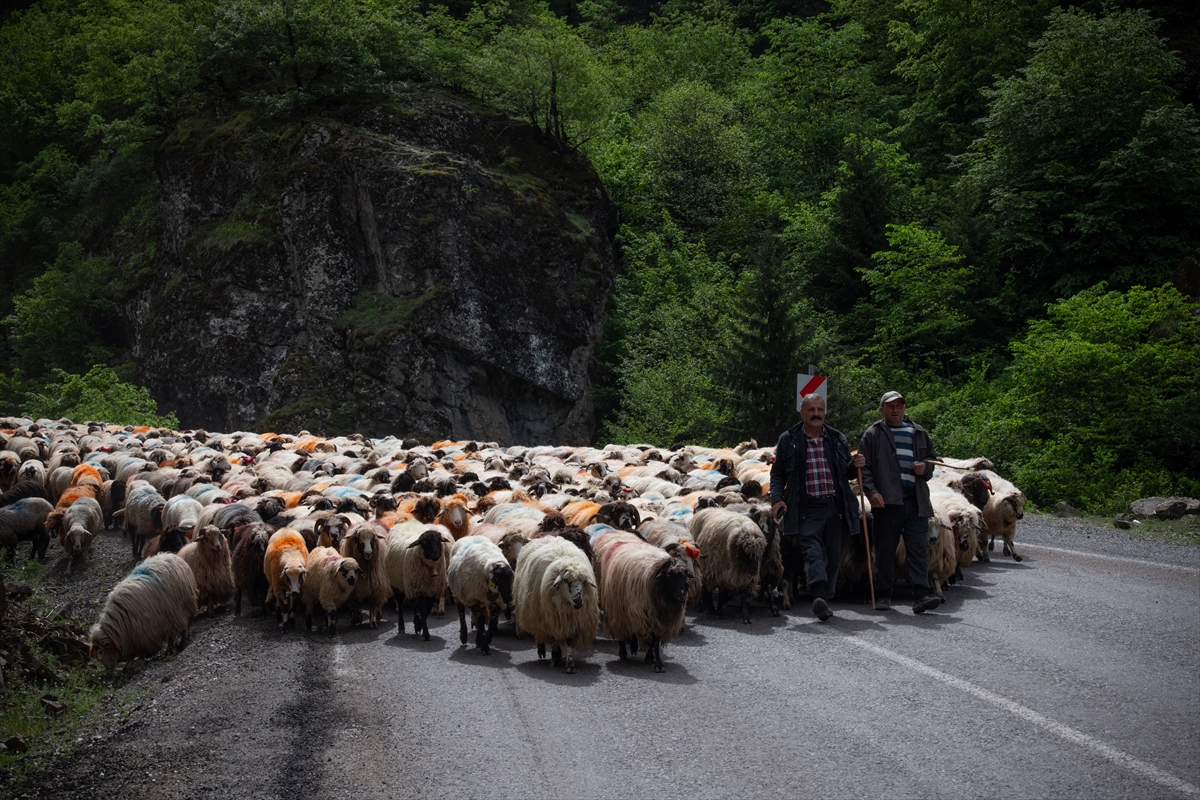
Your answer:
[663,542,680,556]
[407,539,422,549]
[553,574,565,588]
[585,578,597,588]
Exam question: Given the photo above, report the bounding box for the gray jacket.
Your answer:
[858,418,936,518]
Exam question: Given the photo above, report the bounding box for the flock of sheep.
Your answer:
[0,418,1027,674]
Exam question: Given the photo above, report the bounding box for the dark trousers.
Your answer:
[790,499,844,601]
[873,495,932,600]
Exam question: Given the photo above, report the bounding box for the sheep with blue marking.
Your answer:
[89,553,198,670]
[448,535,514,654]
[0,496,53,561]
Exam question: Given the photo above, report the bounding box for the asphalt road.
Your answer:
[19,515,1200,800]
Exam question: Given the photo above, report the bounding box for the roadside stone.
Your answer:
[1155,500,1189,520]
[1053,502,1084,517]
[1113,518,1131,530]
[5,734,28,753]
[1130,496,1200,519]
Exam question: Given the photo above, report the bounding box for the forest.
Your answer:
[0,0,1197,512]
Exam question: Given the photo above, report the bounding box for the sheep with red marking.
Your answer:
[301,547,361,636]
[178,524,235,614]
[594,530,689,672]
[688,507,767,624]
[385,520,453,639]
[89,553,198,670]
[513,536,599,674]
[448,535,514,654]
[639,518,703,609]
[340,521,391,629]
[264,528,309,629]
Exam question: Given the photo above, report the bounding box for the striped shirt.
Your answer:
[890,423,916,490]
[805,433,835,498]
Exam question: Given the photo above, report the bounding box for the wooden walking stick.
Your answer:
[853,451,877,610]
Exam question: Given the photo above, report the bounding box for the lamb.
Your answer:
[0,497,53,560]
[230,521,274,615]
[513,536,599,674]
[447,536,515,654]
[384,520,452,639]
[264,528,309,629]
[593,530,689,672]
[688,507,767,624]
[178,524,235,614]
[57,496,102,574]
[979,470,1027,562]
[120,482,166,559]
[340,521,391,629]
[301,547,362,636]
[639,518,703,609]
[89,553,198,670]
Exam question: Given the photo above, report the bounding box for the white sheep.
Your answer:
[162,495,204,537]
[119,481,166,559]
[58,496,102,575]
[89,553,198,670]
[979,470,1027,562]
[448,536,515,655]
[178,524,235,614]
[384,520,452,640]
[688,507,767,624]
[513,536,599,674]
[301,547,362,636]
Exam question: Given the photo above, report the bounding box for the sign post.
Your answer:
[796,373,827,410]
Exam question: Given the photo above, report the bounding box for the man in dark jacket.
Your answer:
[769,393,863,622]
[858,390,942,613]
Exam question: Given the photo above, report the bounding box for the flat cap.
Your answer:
[880,390,904,405]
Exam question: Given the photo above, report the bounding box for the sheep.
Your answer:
[0,451,19,492]
[593,530,689,672]
[16,459,46,487]
[475,523,529,571]
[0,497,53,560]
[748,505,785,615]
[436,493,472,540]
[89,553,198,670]
[688,507,767,624]
[447,536,515,654]
[100,479,126,530]
[340,521,391,629]
[301,547,362,636]
[0,479,50,509]
[162,495,204,537]
[230,521,274,615]
[120,482,166,559]
[57,496,102,575]
[264,528,309,628]
[639,518,703,609]
[513,536,599,674]
[384,520,452,639]
[178,524,235,614]
[142,526,190,559]
[530,524,596,566]
[979,470,1027,562]
[929,481,986,580]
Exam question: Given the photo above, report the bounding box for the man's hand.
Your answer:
[869,493,885,509]
[912,460,926,476]
[852,453,865,468]
[771,501,787,521]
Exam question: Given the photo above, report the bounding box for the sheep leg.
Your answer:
[740,590,752,624]
[768,587,780,617]
[369,603,380,630]
[1006,536,1022,562]
[551,644,563,666]
[456,603,469,646]
[305,611,314,632]
[418,597,432,641]
[988,535,995,551]
[564,645,575,674]
[618,640,628,659]
[537,642,547,660]
[629,637,639,656]
[479,607,492,655]
[394,590,406,633]
[702,589,716,615]
[234,589,243,616]
[714,589,726,619]
[650,635,665,673]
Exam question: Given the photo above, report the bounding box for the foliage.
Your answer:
[919,285,1200,513]
[22,365,180,428]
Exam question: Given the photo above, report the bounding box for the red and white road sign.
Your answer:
[796,373,827,410]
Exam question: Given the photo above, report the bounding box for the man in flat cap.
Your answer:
[858,391,942,613]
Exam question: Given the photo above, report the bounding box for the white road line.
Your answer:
[1019,542,1200,574]
[333,640,350,678]
[844,636,1200,797]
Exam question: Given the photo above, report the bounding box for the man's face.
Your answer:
[881,399,906,426]
[801,400,826,429]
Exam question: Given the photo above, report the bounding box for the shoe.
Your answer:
[874,597,891,611]
[913,595,942,614]
[812,597,832,622]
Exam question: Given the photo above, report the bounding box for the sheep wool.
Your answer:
[89,553,198,670]
[448,536,514,655]
[688,507,767,624]
[340,521,391,629]
[178,524,236,614]
[385,521,453,639]
[513,536,599,674]
[301,546,361,636]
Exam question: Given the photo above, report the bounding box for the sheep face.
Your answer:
[281,564,307,605]
[407,529,445,563]
[488,562,515,607]
[89,627,121,671]
[336,558,361,587]
[655,558,691,608]
[596,502,640,532]
[553,572,593,610]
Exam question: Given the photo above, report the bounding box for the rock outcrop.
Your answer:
[134,89,617,444]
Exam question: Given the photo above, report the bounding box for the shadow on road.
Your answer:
[513,655,603,685]
[447,643,516,668]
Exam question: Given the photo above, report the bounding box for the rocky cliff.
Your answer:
[134,89,617,444]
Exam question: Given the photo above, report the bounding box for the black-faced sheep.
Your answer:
[89,553,198,670]
[448,536,514,655]
[230,521,274,615]
[178,524,235,614]
[639,518,703,610]
[594,530,689,672]
[142,526,190,559]
[688,507,767,624]
[0,497,53,560]
[264,528,309,629]
[340,521,391,629]
[513,536,599,674]
[385,520,452,639]
[301,547,361,636]
[748,505,785,615]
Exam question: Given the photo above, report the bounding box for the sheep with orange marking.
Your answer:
[594,529,690,672]
[178,524,235,614]
[264,528,309,629]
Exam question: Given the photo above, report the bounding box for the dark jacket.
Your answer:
[858,418,936,518]
[769,422,861,537]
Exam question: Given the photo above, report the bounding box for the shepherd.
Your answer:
[769,392,865,622]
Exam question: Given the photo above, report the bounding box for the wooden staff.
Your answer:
[853,451,877,609]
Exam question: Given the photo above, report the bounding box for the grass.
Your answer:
[1078,512,1200,546]
[193,220,277,255]
[335,287,447,346]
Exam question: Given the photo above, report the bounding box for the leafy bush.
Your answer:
[22,365,180,428]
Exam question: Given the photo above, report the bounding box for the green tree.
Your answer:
[23,364,179,428]
[967,7,1200,307]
